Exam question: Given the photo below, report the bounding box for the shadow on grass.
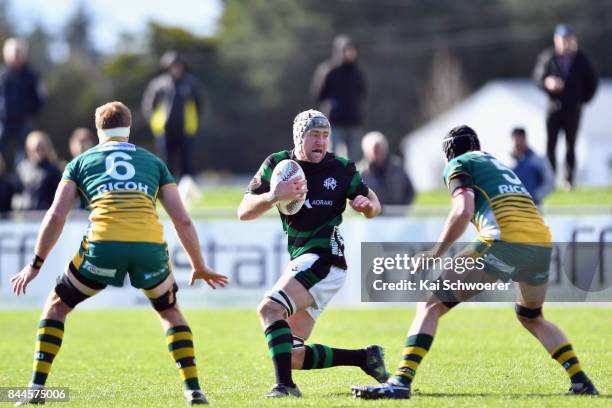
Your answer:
[327,391,608,399]
[417,392,607,398]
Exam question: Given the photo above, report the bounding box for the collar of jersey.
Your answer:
[98,140,136,151]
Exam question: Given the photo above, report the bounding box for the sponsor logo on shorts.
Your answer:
[144,270,165,280]
[82,261,117,277]
[483,254,515,274]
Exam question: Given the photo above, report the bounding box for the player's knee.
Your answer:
[156,302,180,320]
[291,346,305,369]
[148,282,179,312]
[419,300,449,318]
[257,299,285,320]
[515,304,543,326]
[44,292,72,319]
[259,289,296,320]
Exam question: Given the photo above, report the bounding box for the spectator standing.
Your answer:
[0,153,17,216]
[533,24,598,189]
[142,51,203,179]
[358,131,415,212]
[313,35,366,161]
[14,131,62,211]
[0,38,46,169]
[509,127,555,206]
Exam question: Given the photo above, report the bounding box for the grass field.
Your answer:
[191,187,612,211]
[1,308,610,407]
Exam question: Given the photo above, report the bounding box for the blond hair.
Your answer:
[25,131,59,165]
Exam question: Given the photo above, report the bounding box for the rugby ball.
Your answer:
[270,159,306,215]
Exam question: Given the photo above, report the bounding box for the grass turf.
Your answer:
[1,307,610,407]
[191,187,612,210]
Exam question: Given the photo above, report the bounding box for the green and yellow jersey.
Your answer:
[62,140,175,244]
[443,151,551,245]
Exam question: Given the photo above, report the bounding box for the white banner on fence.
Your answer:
[0,214,610,309]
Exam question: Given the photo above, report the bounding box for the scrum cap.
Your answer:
[442,125,480,160]
[292,109,330,147]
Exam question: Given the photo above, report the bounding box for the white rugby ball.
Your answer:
[270,159,306,215]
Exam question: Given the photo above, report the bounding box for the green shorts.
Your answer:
[71,237,172,288]
[471,240,551,286]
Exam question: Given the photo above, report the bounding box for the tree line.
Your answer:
[5,0,612,172]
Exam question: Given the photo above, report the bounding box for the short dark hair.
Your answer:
[511,127,526,137]
[95,101,132,129]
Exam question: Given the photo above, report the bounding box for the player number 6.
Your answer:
[105,152,136,180]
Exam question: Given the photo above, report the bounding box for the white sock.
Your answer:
[184,389,203,399]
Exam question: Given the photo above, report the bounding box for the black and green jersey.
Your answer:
[247,150,369,269]
[62,140,175,244]
[443,151,551,244]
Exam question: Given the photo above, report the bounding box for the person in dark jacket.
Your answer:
[509,127,555,207]
[358,131,415,213]
[533,24,598,189]
[313,35,367,161]
[14,131,62,211]
[0,38,45,170]
[142,51,203,179]
[0,153,18,217]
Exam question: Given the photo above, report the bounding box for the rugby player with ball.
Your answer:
[238,109,386,398]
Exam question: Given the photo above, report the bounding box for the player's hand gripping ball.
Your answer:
[270,159,307,215]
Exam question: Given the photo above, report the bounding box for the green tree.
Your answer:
[65,3,95,59]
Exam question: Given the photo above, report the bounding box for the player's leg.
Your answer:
[27,291,72,390]
[288,283,388,383]
[353,264,497,399]
[16,261,106,406]
[394,265,498,383]
[139,262,207,405]
[287,309,315,369]
[515,282,598,395]
[257,274,312,397]
[351,298,449,400]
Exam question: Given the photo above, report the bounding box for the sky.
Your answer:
[9,0,223,55]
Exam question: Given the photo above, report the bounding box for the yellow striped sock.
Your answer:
[392,333,433,385]
[166,325,200,390]
[551,342,588,383]
[31,319,64,386]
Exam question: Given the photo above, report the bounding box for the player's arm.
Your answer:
[349,188,381,218]
[431,188,475,257]
[237,178,307,221]
[159,185,228,289]
[10,180,77,295]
